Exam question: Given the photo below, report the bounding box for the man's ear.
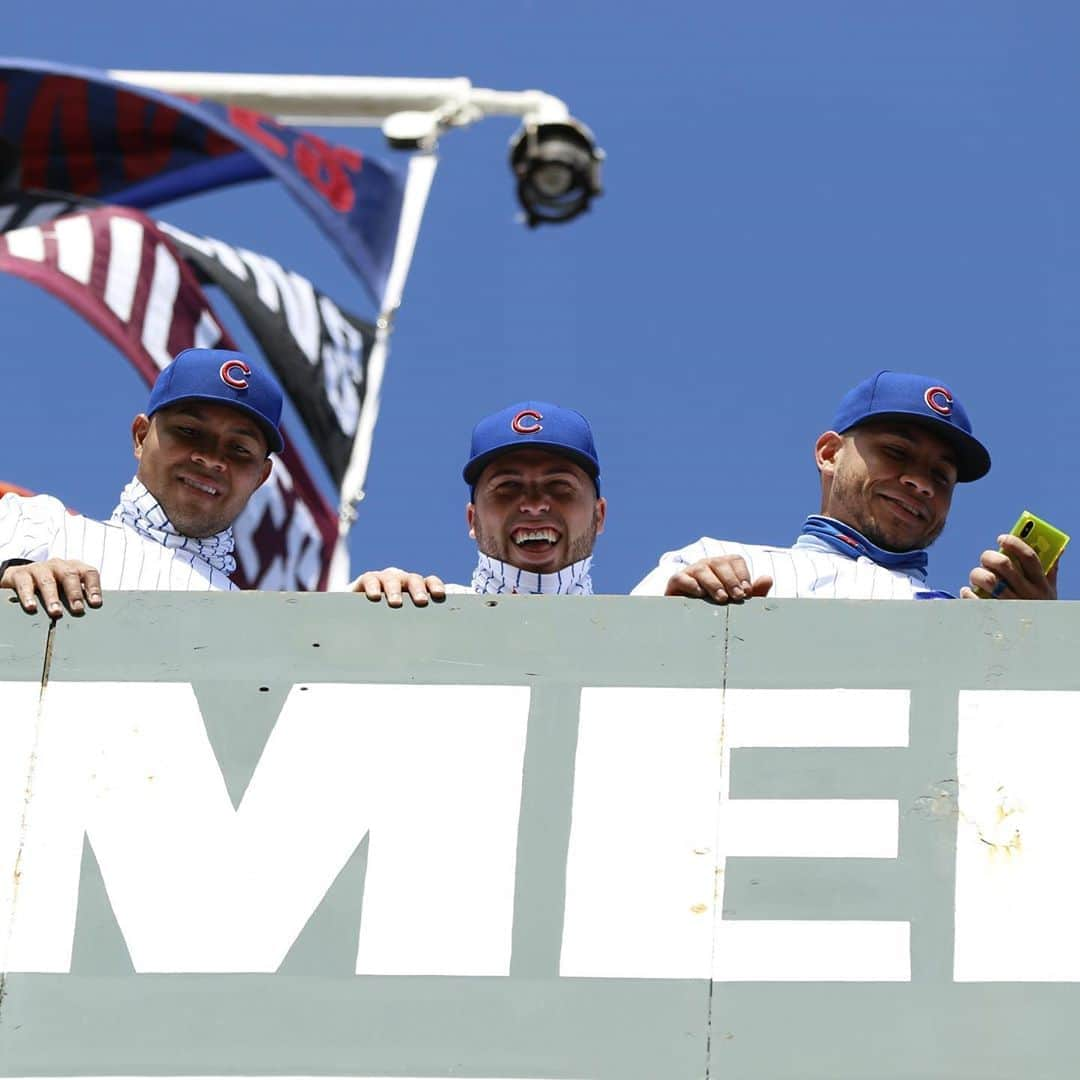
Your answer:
[256,457,273,489]
[594,495,607,536]
[131,414,151,459]
[466,502,476,539]
[815,430,844,476]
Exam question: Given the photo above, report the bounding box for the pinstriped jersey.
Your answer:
[0,493,237,592]
[470,552,593,595]
[631,536,934,599]
[441,553,595,595]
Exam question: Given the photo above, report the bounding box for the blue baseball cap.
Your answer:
[831,370,990,482]
[147,348,284,455]
[463,401,600,489]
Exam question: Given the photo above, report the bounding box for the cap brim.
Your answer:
[463,442,600,485]
[845,411,990,482]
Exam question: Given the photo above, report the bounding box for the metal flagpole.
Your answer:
[338,149,439,531]
[321,150,438,589]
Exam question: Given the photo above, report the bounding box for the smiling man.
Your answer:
[461,402,606,594]
[634,370,1057,602]
[351,401,606,605]
[0,348,280,617]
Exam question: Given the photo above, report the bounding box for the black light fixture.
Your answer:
[509,117,603,227]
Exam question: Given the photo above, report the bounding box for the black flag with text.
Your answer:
[160,223,376,488]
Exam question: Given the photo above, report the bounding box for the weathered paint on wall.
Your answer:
[1,592,1078,1079]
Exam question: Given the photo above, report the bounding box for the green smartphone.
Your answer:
[974,510,1070,597]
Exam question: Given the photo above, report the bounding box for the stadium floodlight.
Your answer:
[109,70,604,226]
[509,117,603,227]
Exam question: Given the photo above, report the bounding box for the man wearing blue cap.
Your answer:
[0,348,282,617]
[352,401,607,605]
[633,370,1058,601]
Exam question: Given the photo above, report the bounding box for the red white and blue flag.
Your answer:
[0,58,404,307]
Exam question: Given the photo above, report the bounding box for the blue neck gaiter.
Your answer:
[796,515,929,580]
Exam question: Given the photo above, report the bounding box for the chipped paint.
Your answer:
[909,779,958,820]
[959,783,1024,858]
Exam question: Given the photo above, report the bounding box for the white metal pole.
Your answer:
[107,70,569,128]
[337,151,439,538]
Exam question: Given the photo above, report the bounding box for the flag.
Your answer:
[0,58,405,306]
[0,205,340,591]
[0,190,88,231]
[160,222,376,488]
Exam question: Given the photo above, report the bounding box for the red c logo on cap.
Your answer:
[220,359,251,390]
[511,409,543,434]
[924,386,952,416]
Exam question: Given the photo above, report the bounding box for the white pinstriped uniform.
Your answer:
[441,553,595,596]
[0,493,237,592]
[631,537,935,599]
[470,552,593,595]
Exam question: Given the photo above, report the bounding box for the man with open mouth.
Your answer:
[633,370,1058,602]
[0,347,281,617]
[351,400,607,605]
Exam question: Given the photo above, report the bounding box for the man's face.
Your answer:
[817,420,958,552]
[132,401,272,538]
[467,448,606,574]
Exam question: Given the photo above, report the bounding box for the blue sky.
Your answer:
[4,1,1078,597]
